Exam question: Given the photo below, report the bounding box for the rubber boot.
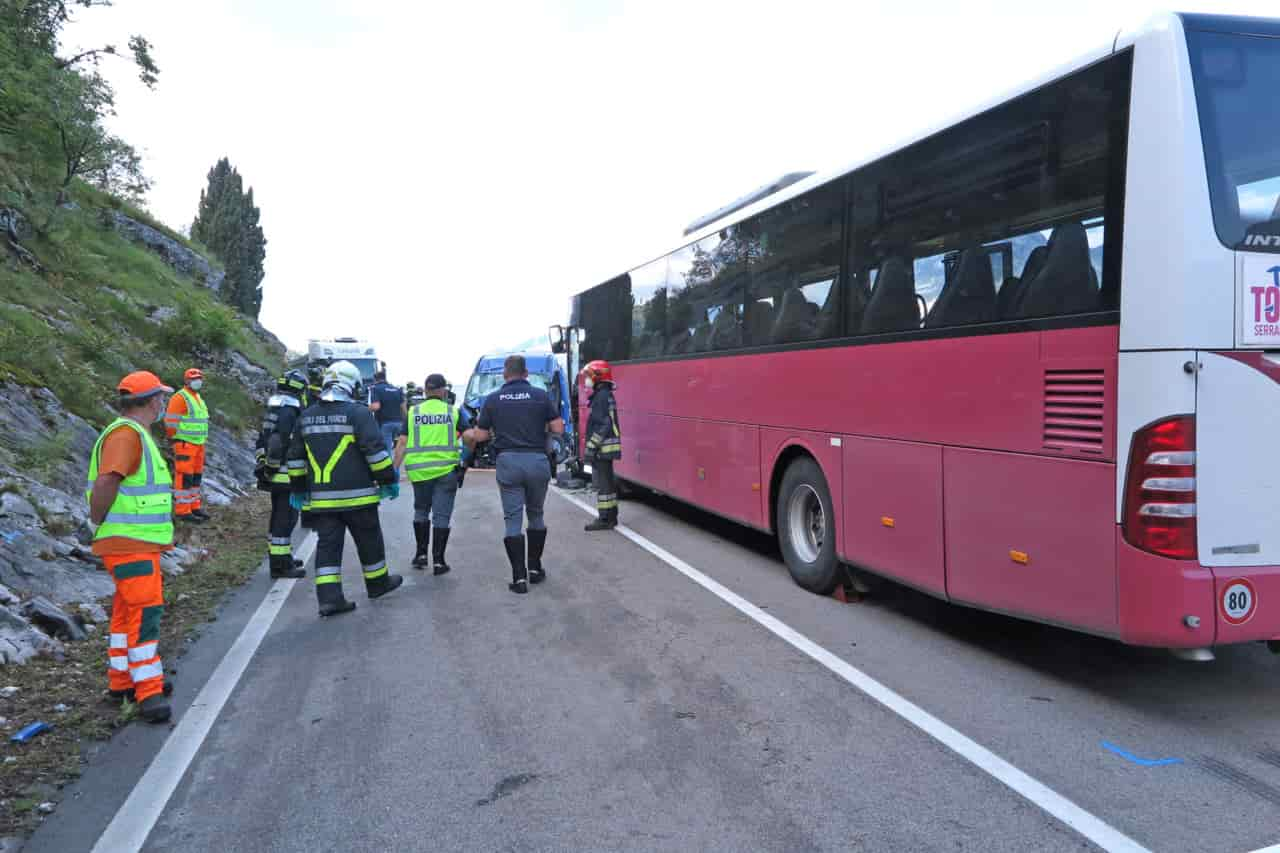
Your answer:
[140,694,171,723]
[412,521,431,569]
[432,527,452,576]
[584,512,616,532]
[504,535,528,594]
[527,528,547,585]
[110,680,173,703]
[366,572,405,600]
[317,582,357,618]
[270,554,305,579]
[293,558,305,568]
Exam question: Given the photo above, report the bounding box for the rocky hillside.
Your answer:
[0,178,287,666]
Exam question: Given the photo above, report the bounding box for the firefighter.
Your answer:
[581,360,622,531]
[305,363,325,407]
[256,370,308,579]
[164,367,210,522]
[462,355,564,594]
[86,371,175,723]
[394,373,461,574]
[287,360,404,617]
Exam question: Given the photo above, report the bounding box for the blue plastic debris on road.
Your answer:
[1101,741,1184,767]
[11,721,52,743]
[0,530,22,544]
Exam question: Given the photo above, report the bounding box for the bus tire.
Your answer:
[776,457,840,595]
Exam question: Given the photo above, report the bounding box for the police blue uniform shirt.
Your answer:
[477,379,558,454]
[369,381,405,426]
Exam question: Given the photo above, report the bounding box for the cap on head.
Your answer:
[117,370,173,404]
[425,373,448,390]
[184,367,204,383]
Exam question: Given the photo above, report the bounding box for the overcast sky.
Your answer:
[66,0,1274,387]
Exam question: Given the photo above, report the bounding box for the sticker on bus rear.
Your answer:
[1242,257,1280,346]
[1220,578,1257,626]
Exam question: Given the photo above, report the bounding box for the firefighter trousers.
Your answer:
[268,489,298,571]
[173,441,205,515]
[311,506,392,604]
[592,458,618,520]
[103,553,166,701]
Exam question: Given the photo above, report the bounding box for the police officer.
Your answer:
[287,360,404,617]
[462,355,564,594]
[394,373,462,575]
[581,360,622,531]
[367,367,405,457]
[255,370,308,579]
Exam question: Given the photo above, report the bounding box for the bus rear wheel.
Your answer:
[776,457,840,595]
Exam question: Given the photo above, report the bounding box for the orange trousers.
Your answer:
[104,553,166,701]
[173,441,205,515]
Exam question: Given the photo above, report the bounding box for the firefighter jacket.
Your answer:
[585,383,622,460]
[256,393,303,491]
[286,398,394,512]
[402,398,461,483]
[165,388,209,445]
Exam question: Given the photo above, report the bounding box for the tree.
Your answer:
[47,68,148,200]
[191,157,267,318]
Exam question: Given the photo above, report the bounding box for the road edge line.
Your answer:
[554,488,1149,853]
[89,531,317,853]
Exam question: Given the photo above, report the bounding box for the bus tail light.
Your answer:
[1122,415,1196,560]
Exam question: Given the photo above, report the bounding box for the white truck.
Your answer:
[304,338,381,386]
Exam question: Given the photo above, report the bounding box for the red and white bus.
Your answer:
[565,12,1280,656]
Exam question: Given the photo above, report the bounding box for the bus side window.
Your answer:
[628,257,669,359]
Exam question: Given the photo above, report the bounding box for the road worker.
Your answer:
[581,360,622,531]
[287,360,404,617]
[462,355,564,594]
[255,369,308,579]
[394,373,462,574]
[86,371,175,723]
[164,367,210,522]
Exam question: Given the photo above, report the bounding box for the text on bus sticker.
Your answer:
[1247,266,1280,341]
[1245,234,1280,248]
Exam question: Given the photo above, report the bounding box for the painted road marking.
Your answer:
[1246,845,1280,853]
[90,532,317,853]
[555,488,1149,853]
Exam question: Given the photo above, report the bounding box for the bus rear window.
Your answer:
[1188,28,1280,252]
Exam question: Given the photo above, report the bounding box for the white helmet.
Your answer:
[323,360,362,396]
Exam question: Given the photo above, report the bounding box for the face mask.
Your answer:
[584,377,594,390]
[189,379,203,391]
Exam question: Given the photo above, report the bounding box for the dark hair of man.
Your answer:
[503,355,527,379]
[118,392,158,413]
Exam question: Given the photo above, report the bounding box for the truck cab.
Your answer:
[462,352,575,470]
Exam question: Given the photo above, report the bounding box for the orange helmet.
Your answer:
[184,367,204,383]
[581,360,613,385]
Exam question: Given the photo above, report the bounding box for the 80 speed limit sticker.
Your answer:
[1220,579,1258,626]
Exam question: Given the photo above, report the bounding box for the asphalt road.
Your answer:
[27,471,1280,852]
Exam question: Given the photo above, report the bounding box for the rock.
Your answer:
[147,305,178,325]
[36,801,54,814]
[77,602,107,625]
[0,607,62,665]
[53,703,68,713]
[0,834,22,851]
[0,493,37,521]
[0,686,18,698]
[21,596,87,642]
[0,510,114,606]
[160,551,186,577]
[0,585,17,607]
[228,350,268,379]
[107,211,224,292]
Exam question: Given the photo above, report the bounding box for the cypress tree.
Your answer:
[190,157,266,318]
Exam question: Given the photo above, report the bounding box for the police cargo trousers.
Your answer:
[592,459,618,523]
[173,441,205,516]
[311,506,393,605]
[268,489,299,573]
[103,553,165,702]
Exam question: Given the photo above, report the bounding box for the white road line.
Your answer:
[555,489,1150,853]
[1245,845,1280,853]
[90,531,317,853]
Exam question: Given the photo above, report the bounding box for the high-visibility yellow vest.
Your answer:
[85,418,174,546]
[403,399,460,483]
[166,388,209,445]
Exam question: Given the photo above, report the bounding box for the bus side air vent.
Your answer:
[1043,369,1105,453]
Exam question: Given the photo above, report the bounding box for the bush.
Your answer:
[161,302,237,355]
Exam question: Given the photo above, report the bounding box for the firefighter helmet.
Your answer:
[581,360,613,386]
[323,360,362,396]
[276,369,307,395]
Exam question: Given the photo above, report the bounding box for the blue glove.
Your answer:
[289,492,308,511]
[392,468,400,482]
[379,483,400,501]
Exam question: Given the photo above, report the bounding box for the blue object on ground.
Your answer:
[11,721,51,743]
[1101,741,1183,767]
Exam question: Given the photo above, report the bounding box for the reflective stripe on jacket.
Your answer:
[286,399,393,512]
[403,399,460,483]
[166,388,209,445]
[85,418,174,546]
[585,385,622,460]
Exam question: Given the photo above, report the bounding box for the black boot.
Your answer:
[140,694,171,724]
[366,571,405,600]
[527,528,547,584]
[584,512,616,532]
[432,527,452,576]
[317,583,357,618]
[504,535,527,594]
[412,522,431,569]
[270,554,305,579]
